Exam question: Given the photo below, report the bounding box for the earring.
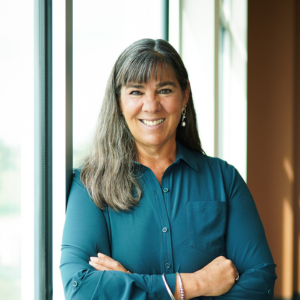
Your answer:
[181,105,187,127]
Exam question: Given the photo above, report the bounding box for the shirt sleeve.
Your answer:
[60,170,176,300]
[215,165,277,299]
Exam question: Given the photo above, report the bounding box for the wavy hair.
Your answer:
[81,39,204,211]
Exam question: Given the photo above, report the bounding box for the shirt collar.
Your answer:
[175,141,199,171]
[133,141,200,172]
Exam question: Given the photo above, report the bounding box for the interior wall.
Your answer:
[248,0,299,298]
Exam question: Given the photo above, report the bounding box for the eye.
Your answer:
[130,90,143,96]
[159,89,172,94]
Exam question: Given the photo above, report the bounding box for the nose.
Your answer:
[142,92,161,113]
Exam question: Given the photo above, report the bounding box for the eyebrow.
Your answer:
[125,84,145,89]
[156,81,177,88]
[125,81,177,89]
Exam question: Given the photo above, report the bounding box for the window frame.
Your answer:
[34,0,53,299]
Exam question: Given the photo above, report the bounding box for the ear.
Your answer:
[183,80,190,107]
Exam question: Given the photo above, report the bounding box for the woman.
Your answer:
[60,39,276,299]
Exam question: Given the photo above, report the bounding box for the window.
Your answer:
[0,1,34,299]
[218,0,248,179]
[2,1,248,299]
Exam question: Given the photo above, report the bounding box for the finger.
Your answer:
[235,270,240,281]
[89,254,116,269]
[89,261,111,271]
[97,253,128,273]
[230,263,239,279]
[97,253,123,270]
[226,260,238,280]
[228,262,239,283]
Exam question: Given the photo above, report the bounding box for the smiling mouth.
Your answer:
[140,119,165,126]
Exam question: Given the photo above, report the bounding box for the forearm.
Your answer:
[173,256,237,299]
[222,166,277,298]
[215,263,276,300]
[61,259,176,300]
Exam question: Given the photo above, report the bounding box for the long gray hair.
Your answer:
[81,39,204,211]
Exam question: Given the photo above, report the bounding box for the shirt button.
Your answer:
[163,188,169,193]
[72,280,78,287]
[162,227,168,233]
[267,289,272,295]
[165,263,170,269]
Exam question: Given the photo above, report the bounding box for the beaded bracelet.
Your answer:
[176,272,185,300]
[162,273,176,300]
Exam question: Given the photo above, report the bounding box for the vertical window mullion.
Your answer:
[162,0,169,41]
[66,0,73,200]
[34,0,53,299]
[214,0,220,157]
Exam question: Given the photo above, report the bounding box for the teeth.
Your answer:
[141,119,164,126]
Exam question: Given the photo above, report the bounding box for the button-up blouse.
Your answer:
[60,142,276,299]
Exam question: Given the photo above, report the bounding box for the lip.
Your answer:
[139,118,166,128]
[139,118,165,121]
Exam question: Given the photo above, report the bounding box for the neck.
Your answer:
[135,140,177,182]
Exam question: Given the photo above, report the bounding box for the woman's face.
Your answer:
[120,68,189,152]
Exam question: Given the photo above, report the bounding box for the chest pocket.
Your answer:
[186,201,227,255]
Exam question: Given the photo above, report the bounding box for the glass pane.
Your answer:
[0,1,34,299]
[218,0,248,180]
[73,0,162,167]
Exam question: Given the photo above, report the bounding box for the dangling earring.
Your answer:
[181,105,187,127]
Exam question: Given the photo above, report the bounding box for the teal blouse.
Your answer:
[60,142,276,299]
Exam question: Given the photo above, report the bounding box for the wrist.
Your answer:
[174,273,200,300]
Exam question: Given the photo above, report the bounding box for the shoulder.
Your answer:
[183,146,235,178]
[177,141,234,175]
[72,167,84,188]
[68,167,91,203]
[66,167,107,216]
[201,154,234,173]
[184,148,242,193]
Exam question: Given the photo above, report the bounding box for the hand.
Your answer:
[89,253,131,273]
[194,256,237,297]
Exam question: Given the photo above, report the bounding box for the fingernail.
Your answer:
[97,253,105,257]
[90,257,98,262]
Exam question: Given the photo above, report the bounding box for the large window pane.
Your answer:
[73,0,162,167]
[0,1,34,299]
[219,0,248,180]
[180,0,216,156]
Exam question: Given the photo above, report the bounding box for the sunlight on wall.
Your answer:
[282,198,294,299]
[283,157,294,182]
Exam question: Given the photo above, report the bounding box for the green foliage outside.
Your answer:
[0,139,91,300]
[0,266,20,300]
[0,140,20,216]
[0,140,21,299]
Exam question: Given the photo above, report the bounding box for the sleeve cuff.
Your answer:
[152,273,176,300]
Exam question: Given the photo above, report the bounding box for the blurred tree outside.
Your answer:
[0,140,20,216]
[0,139,21,299]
